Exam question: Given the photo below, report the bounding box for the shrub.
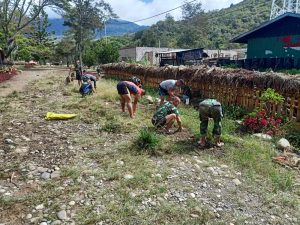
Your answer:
[243,109,284,135]
[224,105,248,120]
[135,128,161,154]
[259,88,284,104]
[243,89,286,136]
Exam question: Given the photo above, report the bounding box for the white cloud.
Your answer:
[109,0,243,25]
[47,0,244,25]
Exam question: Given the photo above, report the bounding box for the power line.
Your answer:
[112,0,198,25]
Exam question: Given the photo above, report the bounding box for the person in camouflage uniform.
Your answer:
[198,99,224,147]
[152,96,182,133]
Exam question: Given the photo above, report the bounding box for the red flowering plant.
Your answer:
[243,88,285,136]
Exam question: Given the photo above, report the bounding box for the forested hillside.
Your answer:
[122,0,271,49]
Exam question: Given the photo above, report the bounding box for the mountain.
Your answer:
[124,0,271,49]
[47,18,148,38]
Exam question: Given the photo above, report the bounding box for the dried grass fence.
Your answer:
[102,63,300,122]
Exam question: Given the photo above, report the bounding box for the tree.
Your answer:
[181,0,204,20]
[62,0,116,64]
[95,40,119,64]
[0,0,67,58]
[26,8,55,64]
[54,36,76,66]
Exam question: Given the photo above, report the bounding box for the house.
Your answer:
[119,47,182,65]
[232,13,300,69]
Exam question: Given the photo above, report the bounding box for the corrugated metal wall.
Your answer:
[248,35,300,59]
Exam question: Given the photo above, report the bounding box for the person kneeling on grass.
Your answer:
[79,76,95,97]
[152,96,182,134]
[117,81,145,118]
[198,99,224,147]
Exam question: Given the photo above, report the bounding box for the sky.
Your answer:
[47,0,244,25]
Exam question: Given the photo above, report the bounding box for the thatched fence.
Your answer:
[102,63,300,122]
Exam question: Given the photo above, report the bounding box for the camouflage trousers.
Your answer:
[199,103,223,137]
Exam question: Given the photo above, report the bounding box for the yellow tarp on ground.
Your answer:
[45,112,77,120]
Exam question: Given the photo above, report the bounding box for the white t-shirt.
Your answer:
[160,79,176,90]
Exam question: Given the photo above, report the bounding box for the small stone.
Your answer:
[30,217,40,223]
[253,133,272,140]
[194,164,201,170]
[190,214,199,218]
[277,138,291,150]
[26,214,33,219]
[145,95,154,104]
[69,201,76,206]
[157,197,164,203]
[232,178,242,186]
[190,193,196,198]
[57,210,67,220]
[124,174,134,180]
[51,171,60,179]
[37,167,48,173]
[40,222,47,225]
[207,167,215,173]
[116,160,124,166]
[4,139,14,144]
[14,147,28,154]
[35,204,44,210]
[150,201,157,206]
[41,172,51,180]
[21,135,31,141]
[51,220,62,225]
[220,164,228,169]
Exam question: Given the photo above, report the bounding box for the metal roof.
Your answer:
[157,48,203,54]
[231,12,300,43]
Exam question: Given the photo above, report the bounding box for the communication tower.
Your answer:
[270,0,300,19]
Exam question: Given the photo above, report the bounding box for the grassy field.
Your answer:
[0,73,299,225]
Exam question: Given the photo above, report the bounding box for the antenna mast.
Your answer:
[270,0,300,20]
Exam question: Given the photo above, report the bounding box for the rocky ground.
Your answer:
[0,70,299,225]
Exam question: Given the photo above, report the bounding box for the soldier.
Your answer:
[198,99,224,147]
[152,96,182,134]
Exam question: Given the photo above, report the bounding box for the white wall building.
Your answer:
[119,47,183,65]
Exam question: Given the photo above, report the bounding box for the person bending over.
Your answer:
[198,99,224,147]
[152,96,182,134]
[158,79,185,105]
[83,70,97,89]
[79,76,95,97]
[117,81,145,118]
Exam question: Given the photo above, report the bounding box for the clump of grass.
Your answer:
[101,120,122,133]
[98,79,119,102]
[135,128,161,155]
[7,91,19,98]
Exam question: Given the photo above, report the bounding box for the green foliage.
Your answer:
[260,88,285,104]
[285,129,300,151]
[125,0,270,49]
[101,120,122,133]
[224,105,248,120]
[82,39,119,66]
[136,128,161,154]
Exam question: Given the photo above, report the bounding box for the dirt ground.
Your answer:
[0,70,299,225]
[0,68,68,97]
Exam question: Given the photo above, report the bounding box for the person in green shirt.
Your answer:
[152,96,182,133]
[198,99,224,147]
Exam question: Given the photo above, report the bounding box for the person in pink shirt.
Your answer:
[117,81,145,118]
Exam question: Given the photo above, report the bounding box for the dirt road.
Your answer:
[0,68,68,97]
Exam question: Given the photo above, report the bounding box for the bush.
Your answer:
[285,129,300,151]
[135,128,161,154]
[242,89,286,136]
[224,105,248,120]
